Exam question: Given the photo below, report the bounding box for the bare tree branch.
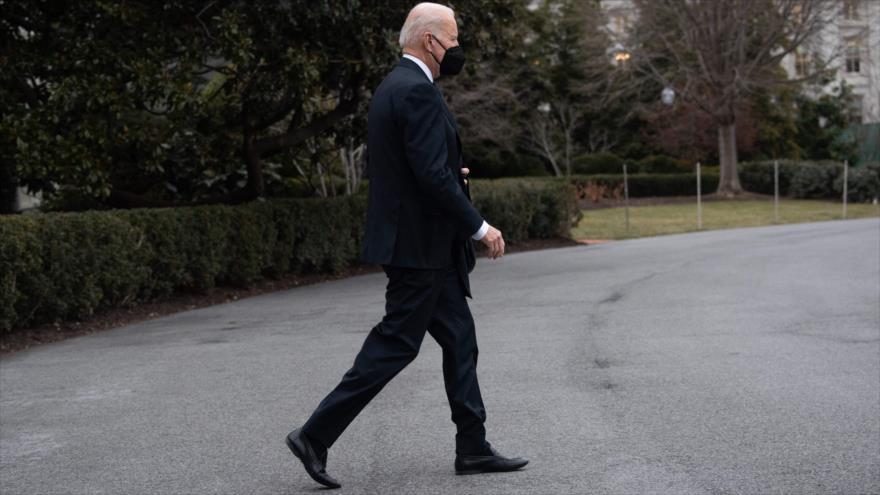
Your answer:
[623,0,839,195]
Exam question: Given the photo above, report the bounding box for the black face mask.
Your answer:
[428,34,465,76]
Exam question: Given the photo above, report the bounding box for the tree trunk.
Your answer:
[716,121,743,197]
[340,144,364,195]
[564,129,572,177]
[242,132,266,198]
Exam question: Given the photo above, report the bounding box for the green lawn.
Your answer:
[572,199,880,240]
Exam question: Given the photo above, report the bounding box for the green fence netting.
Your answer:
[846,123,880,165]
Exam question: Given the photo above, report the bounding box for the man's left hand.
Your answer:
[460,167,469,185]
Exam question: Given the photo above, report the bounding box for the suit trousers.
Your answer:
[301,262,489,455]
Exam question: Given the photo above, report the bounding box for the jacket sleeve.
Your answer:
[400,82,484,236]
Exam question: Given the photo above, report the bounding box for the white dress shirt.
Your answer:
[403,53,433,83]
[402,54,490,242]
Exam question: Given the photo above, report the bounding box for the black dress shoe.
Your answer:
[454,444,529,475]
[285,427,341,489]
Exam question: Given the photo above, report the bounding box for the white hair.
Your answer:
[398,3,455,49]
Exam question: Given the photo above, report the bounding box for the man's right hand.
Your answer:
[480,225,505,259]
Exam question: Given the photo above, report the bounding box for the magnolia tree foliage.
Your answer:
[2,0,522,209]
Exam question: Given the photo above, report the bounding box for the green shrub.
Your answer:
[526,179,582,238]
[507,154,551,177]
[572,153,624,175]
[570,173,720,198]
[465,146,550,178]
[279,177,314,198]
[738,160,801,195]
[789,161,842,199]
[0,212,150,329]
[636,155,689,174]
[835,162,880,203]
[0,179,572,333]
[471,178,581,241]
[0,196,365,333]
[618,141,651,161]
[739,159,865,199]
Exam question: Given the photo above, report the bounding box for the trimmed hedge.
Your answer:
[572,153,624,175]
[739,160,879,201]
[0,179,578,332]
[570,172,720,198]
[572,153,689,175]
[637,155,690,174]
[0,196,367,332]
[738,160,802,195]
[790,161,841,199]
[471,178,581,241]
[834,163,880,202]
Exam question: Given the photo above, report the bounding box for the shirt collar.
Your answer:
[402,53,433,83]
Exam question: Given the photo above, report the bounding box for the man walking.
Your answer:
[285,3,528,489]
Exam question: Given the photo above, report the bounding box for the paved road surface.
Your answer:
[2,218,878,494]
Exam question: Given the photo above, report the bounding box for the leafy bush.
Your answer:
[835,162,880,203]
[738,160,802,195]
[464,145,550,178]
[471,178,581,241]
[1,179,574,333]
[570,173,720,198]
[279,177,314,198]
[0,196,366,333]
[636,155,689,174]
[789,161,842,199]
[508,155,551,177]
[276,176,364,198]
[572,153,624,175]
[738,159,872,200]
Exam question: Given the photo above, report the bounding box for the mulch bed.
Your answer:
[1,236,583,355]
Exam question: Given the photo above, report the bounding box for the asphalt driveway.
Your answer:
[2,218,878,494]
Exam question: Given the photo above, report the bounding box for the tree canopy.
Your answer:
[2,0,523,209]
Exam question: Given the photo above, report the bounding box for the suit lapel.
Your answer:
[434,84,460,134]
[433,88,466,198]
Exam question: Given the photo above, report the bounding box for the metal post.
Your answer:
[774,159,779,223]
[842,159,848,219]
[696,161,702,230]
[623,163,630,233]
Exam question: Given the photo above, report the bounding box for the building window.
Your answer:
[848,94,863,124]
[795,50,810,76]
[845,38,861,73]
[843,0,860,20]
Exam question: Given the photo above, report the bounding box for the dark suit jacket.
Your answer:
[360,57,481,297]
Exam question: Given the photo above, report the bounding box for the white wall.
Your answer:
[601,0,880,124]
[15,187,42,212]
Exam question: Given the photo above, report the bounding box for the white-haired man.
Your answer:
[285,2,527,489]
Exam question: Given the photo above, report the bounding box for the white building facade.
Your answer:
[780,0,880,124]
[600,0,880,124]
